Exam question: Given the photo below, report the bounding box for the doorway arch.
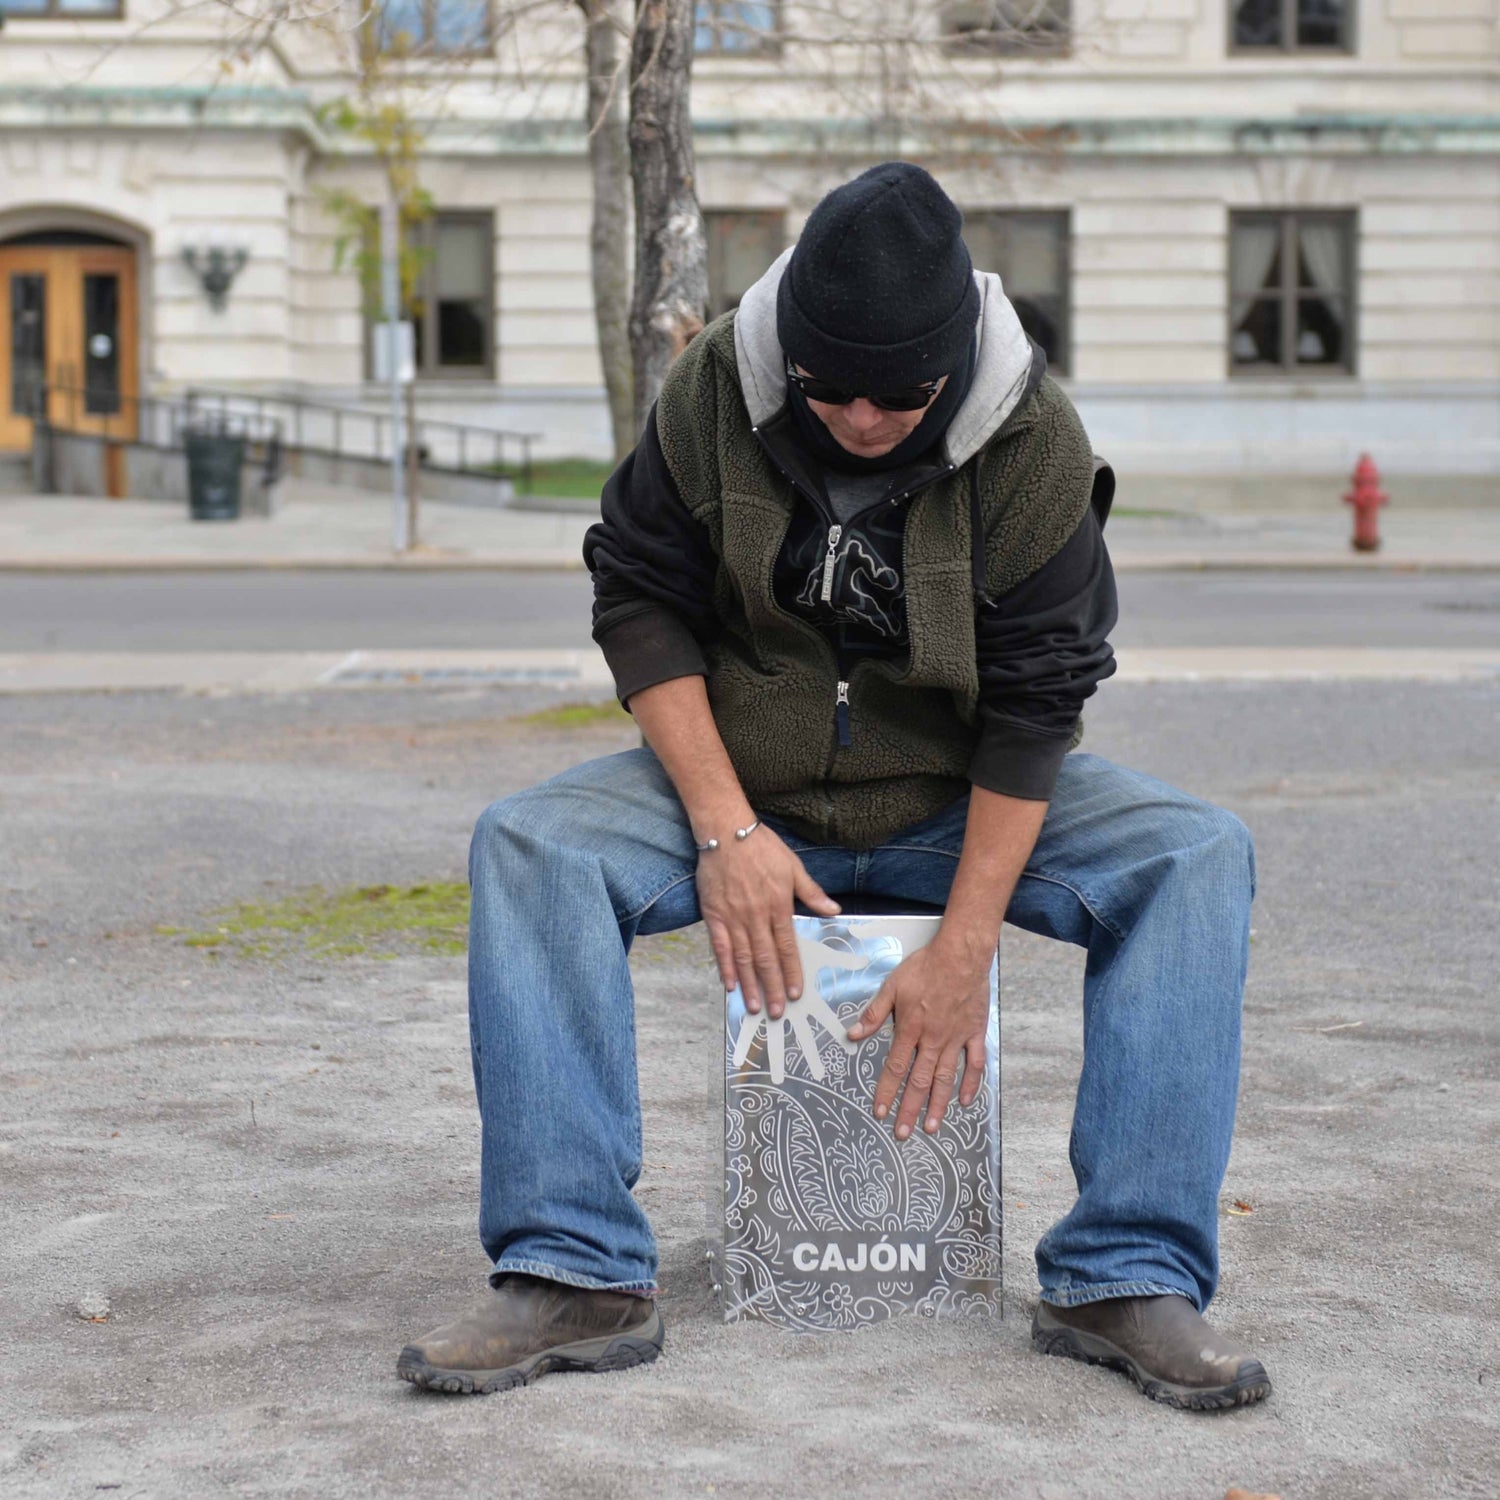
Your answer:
[0,205,152,453]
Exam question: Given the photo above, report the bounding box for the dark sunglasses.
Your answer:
[785,361,942,413]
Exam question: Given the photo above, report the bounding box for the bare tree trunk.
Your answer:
[627,0,707,436]
[578,0,636,460]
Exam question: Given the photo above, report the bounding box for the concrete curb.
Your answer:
[3,553,1499,574]
[3,646,1496,696]
[0,554,589,573]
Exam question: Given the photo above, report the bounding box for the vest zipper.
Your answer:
[834,678,852,749]
[819,524,843,604]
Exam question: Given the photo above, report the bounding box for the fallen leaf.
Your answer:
[1227,1199,1254,1216]
[1225,1490,1282,1500]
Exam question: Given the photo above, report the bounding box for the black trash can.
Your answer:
[184,428,245,521]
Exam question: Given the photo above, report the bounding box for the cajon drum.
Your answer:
[707,907,1002,1331]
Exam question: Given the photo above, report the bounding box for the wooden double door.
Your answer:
[0,244,139,453]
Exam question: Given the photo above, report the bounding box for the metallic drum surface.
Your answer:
[708,914,1002,1332]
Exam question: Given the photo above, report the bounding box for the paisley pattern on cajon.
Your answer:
[708,914,1003,1332]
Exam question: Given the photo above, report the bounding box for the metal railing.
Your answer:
[181,385,538,492]
[34,384,284,485]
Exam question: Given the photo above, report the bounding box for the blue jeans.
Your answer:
[467,748,1256,1311]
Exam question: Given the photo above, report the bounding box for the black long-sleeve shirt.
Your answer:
[584,407,1118,802]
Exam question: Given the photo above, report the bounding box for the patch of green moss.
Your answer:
[176,882,470,962]
[518,700,631,730]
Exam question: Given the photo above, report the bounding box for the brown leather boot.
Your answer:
[1032,1294,1272,1411]
[397,1273,664,1395]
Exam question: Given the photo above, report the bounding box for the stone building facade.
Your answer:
[0,1,1496,494]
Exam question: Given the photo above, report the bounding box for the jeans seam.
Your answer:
[868,846,1127,944]
[621,870,697,924]
[1027,869,1126,944]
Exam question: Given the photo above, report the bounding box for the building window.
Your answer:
[705,211,784,320]
[0,0,123,15]
[1231,0,1351,52]
[366,212,494,379]
[941,1,1070,56]
[1230,211,1354,376]
[374,0,491,55]
[964,210,1070,375]
[694,1,780,56]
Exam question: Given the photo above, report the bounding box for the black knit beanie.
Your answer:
[777,162,981,391]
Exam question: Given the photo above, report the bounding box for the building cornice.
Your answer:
[0,87,1495,157]
[0,84,328,147]
[688,113,1500,157]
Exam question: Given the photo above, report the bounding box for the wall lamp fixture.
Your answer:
[182,245,249,312]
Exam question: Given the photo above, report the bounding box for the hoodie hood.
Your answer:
[733,246,1039,470]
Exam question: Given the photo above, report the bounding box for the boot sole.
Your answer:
[1031,1306,1272,1412]
[396,1306,664,1395]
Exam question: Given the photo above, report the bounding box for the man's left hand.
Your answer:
[845,938,994,1139]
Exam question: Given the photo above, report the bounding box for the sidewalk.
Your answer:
[4,646,1499,696]
[3,482,1498,572]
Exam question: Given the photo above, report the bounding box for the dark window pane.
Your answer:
[1231,297,1282,366]
[83,273,121,416]
[1296,295,1345,366]
[9,274,46,418]
[0,0,54,14]
[432,217,490,369]
[57,0,120,12]
[1231,219,1281,298]
[1296,217,1346,295]
[965,210,1069,374]
[1233,0,1281,47]
[943,0,1070,55]
[706,211,783,318]
[1010,295,1065,370]
[1232,212,1353,374]
[410,297,427,371]
[437,302,486,365]
[1296,0,1344,48]
[435,221,487,297]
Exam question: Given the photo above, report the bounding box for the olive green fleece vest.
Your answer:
[656,312,1097,849]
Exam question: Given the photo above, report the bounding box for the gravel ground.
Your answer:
[1,680,1497,1499]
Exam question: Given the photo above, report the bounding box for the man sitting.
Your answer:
[398,163,1269,1412]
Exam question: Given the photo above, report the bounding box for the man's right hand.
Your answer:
[623,675,841,1015]
[696,827,840,1019]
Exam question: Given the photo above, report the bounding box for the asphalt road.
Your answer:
[2,567,1498,652]
[3,678,1497,1498]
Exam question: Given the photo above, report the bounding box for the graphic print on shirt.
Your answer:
[794,532,903,637]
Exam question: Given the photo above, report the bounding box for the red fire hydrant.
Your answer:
[1343,453,1388,553]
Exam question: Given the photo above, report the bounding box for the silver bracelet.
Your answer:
[695,818,760,853]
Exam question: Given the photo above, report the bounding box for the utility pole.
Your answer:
[380,199,409,553]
